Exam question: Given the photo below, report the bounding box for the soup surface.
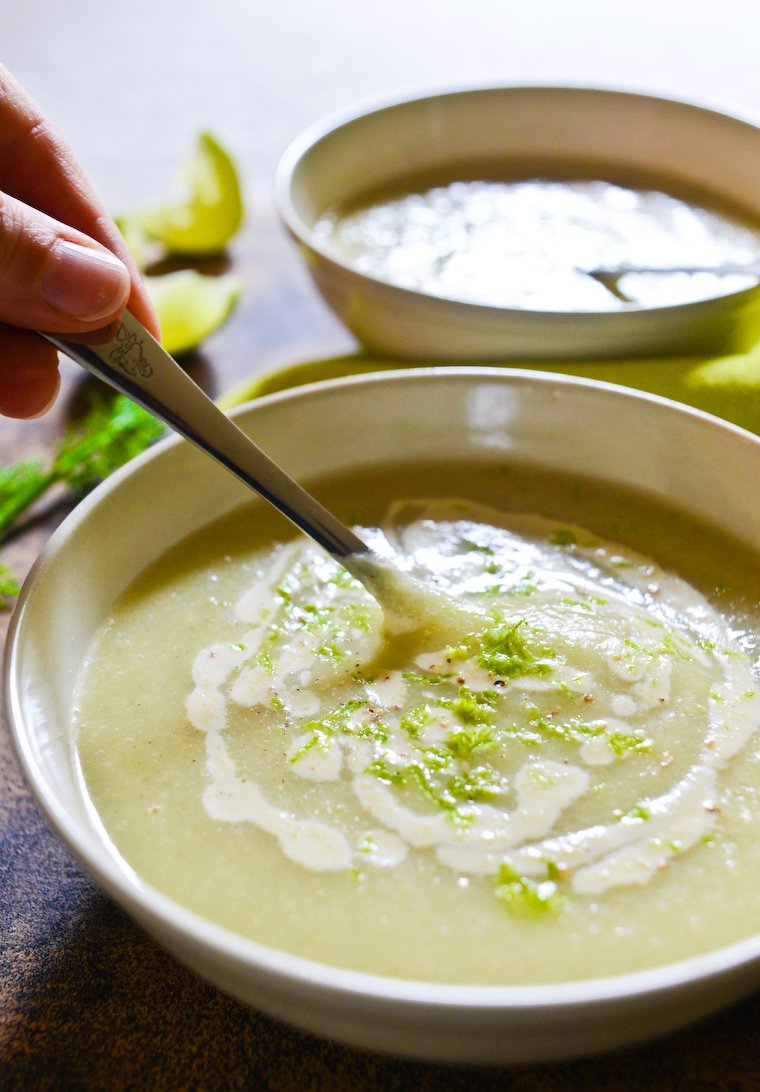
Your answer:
[313,177,760,311]
[74,463,760,985]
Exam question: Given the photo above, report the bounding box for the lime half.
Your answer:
[146,269,241,356]
[138,132,243,256]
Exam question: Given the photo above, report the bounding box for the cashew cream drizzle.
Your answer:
[185,501,759,905]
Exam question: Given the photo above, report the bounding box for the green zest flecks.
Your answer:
[366,750,502,825]
[549,529,579,547]
[446,721,498,759]
[495,862,564,915]
[447,619,554,680]
[525,712,653,756]
[290,699,389,762]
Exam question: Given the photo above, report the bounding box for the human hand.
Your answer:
[0,65,159,418]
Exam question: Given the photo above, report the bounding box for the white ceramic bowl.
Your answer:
[276,85,760,360]
[7,369,760,1065]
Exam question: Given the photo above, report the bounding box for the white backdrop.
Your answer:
[2,0,758,211]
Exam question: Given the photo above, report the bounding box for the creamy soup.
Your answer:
[313,177,760,311]
[74,463,760,985]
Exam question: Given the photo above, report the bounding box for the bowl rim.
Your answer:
[275,81,760,322]
[7,365,760,1014]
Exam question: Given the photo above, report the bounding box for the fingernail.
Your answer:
[41,240,131,322]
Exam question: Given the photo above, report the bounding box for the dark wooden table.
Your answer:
[3,3,760,1088]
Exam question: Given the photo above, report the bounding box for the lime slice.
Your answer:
[146,269,241,356]
[216,356,404,408]
[116,214,153,271]
[138,132,243,255]
[217,344,760,436]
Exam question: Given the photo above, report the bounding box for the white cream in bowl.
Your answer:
[277,86,760,359]
[314,177,760,311]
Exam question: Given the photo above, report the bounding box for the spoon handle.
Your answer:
[42,311,369,561]
[593,261,760,277]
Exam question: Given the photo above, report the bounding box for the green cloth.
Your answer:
[219,341,760,437]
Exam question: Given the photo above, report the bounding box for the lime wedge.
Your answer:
[116,214,153,271]
[138,132,244,255]
[146,269,241,356]
[218,343,760,436]
[216,356,400,408]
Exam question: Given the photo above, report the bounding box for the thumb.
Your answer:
[0,190,131,333]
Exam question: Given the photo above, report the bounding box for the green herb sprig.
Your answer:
[0,393,164,606]
[0,560,20,609]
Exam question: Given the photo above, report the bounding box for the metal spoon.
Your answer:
[42,312,477,636]
[585,261,760,302]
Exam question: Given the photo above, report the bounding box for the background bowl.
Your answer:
[276,85,760,360]
[7,369,760,1064]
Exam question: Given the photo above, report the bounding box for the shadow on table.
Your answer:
[2,871,760,1092]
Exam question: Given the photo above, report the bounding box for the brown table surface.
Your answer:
[3,3,760,1088]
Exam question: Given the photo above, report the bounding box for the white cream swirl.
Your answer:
[185,503,760,906]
